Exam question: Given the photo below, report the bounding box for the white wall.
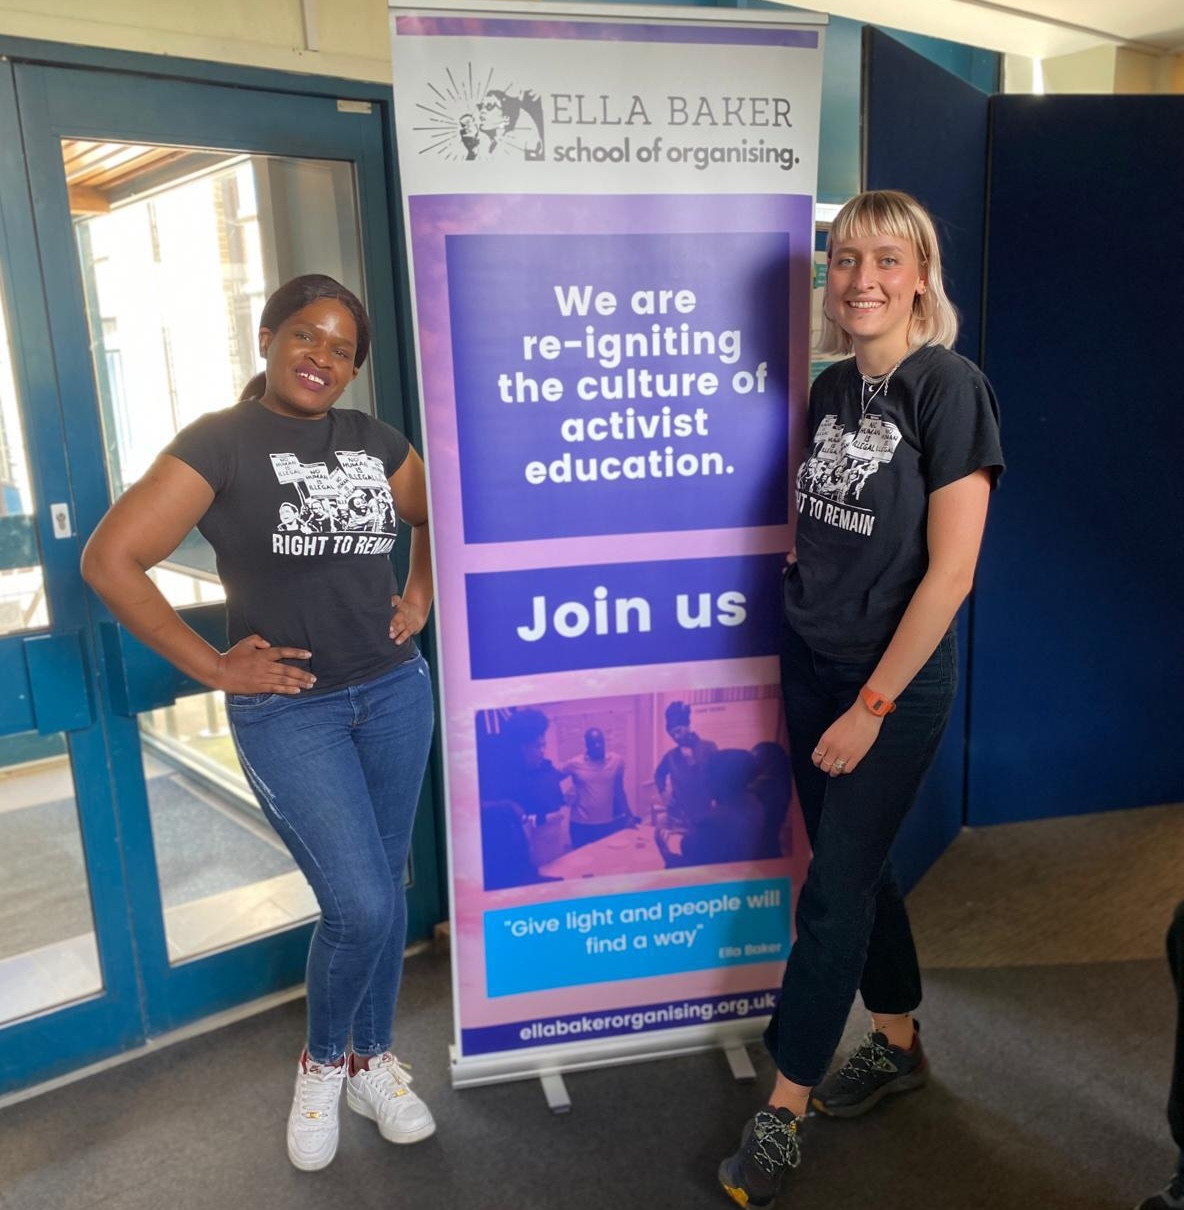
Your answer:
[0,0,391,82]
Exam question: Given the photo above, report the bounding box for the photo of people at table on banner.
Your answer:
[477,687,792,891]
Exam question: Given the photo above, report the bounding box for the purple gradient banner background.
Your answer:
[446,228,790,543]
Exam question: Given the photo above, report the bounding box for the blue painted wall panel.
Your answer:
[863,27,990,364]
[973,96,1184,824]
[597,1,1001,204]
[860,29,990,888]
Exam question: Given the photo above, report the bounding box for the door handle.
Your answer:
[23,630,93,735]
[98,604,227,716]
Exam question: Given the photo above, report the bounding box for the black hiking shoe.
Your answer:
[810,1024,928,1119]
[1135,1175,1184,1210]
[718,1106,802,1208]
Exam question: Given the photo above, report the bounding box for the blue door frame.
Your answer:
[0,59,146,1086]
[0,46,444,1096]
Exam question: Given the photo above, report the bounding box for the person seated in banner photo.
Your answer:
[653,700,718,831]
[751,741,794,861]
[655,748,770,870]
[719,191,1004,1210]
[479,800,561,893]
[559,727,639,849]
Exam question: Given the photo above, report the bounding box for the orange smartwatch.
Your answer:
[859,685,896,717]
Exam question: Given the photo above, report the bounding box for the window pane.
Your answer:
[139,694,317,962]
[0,734,102,1024]
[63,139,369,962]
[0,276,48,635]
[68,144,370,608]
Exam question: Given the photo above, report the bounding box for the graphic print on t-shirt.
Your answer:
[795,413,902,538]
[269,449,398,556]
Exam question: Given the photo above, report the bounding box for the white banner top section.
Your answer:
[391,1,825,197]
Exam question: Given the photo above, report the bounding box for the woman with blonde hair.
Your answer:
[720,191,1004,1207]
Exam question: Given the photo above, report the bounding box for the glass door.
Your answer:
[70,145,370,969]
[0,59,440,1094]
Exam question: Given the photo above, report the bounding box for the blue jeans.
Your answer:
[765,623,957,1086]
[226,655,434,1064]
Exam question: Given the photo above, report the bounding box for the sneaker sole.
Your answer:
[346,1087,437,1144]
[288,1141,338,1172]
[811,1064,928,1119]
[717,1163,775,1209]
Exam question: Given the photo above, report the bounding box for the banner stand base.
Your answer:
[724,1044,757,1083]
[539,1071,572,1114]
[449,1019,769,1102]
[537,1045,748,1113]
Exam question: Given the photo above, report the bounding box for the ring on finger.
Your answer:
[832,757,847,773]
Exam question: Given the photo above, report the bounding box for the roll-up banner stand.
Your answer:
[390,0,825,1094]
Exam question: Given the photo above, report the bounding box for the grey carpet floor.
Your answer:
[908,803,1184,968]
[0,807,1180,1209]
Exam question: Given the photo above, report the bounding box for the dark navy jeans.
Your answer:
[765,623,957,1087]
[227,654,434,1064]
[1167,900,1184,1178]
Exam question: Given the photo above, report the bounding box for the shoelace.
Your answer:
[746,1110,802,1177]
[835,1033,897,1084]
[297,1062,344,1120]
[361,1053,415,1098]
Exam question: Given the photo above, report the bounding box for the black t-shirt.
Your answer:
[165,400,413,693]
[783,344,1004,660]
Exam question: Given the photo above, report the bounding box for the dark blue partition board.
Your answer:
[601,3,1000,204]
[861,29,991,890]
[862,27,990,363]
[971,96,1184,825]
[814,14,997,204]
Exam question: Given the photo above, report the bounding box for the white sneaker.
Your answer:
[346,1052,436,1144]
[286,1051,346,1171]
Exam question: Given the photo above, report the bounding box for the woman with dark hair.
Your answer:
[475,87,545,159]
[654,699,718,828]
[82,274,436,1172]
[486,708,566,825]
[719,191,1004,1207]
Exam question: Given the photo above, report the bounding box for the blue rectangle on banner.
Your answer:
[465,553,785,680]
[461,988,780,1056]
[483,879,791,997]
[446,230,790,544]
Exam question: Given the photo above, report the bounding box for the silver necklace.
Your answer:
[858,356,904,419]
